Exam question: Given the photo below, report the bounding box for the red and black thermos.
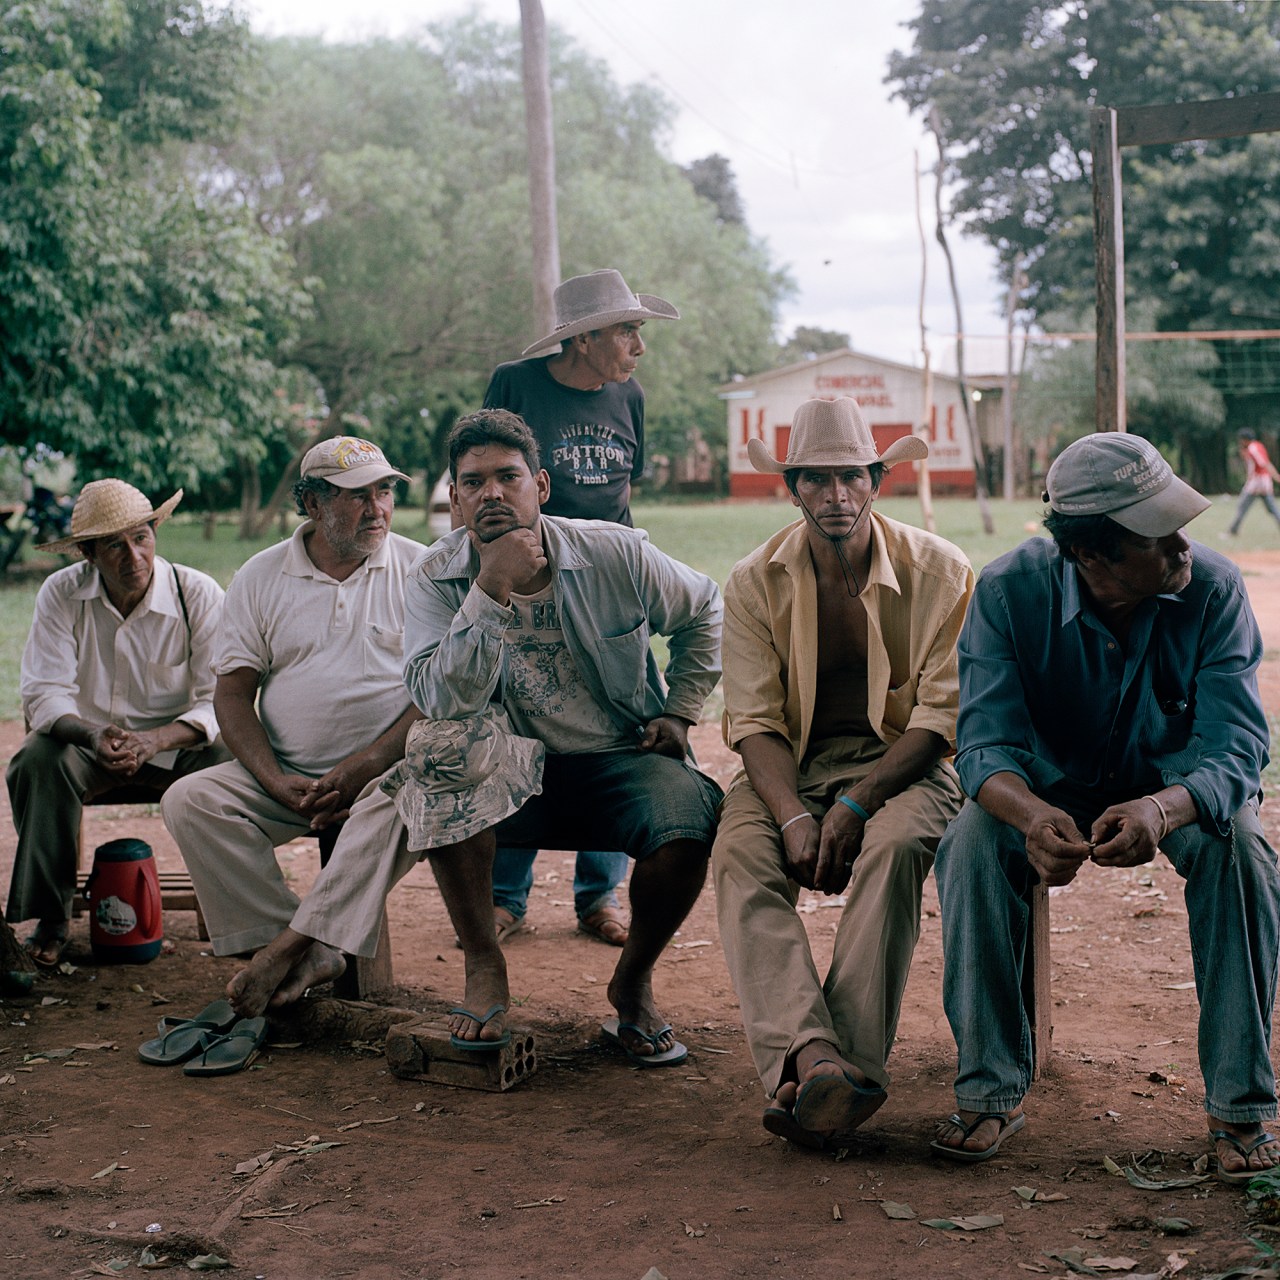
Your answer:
[84,839,163,963]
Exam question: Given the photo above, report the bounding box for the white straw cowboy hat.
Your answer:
[521,269,680,359]
[37,479,182,554]
[747,396,929,474]
[381,709,544,852]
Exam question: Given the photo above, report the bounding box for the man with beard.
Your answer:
[712,397,973,1149]
[162,438,422,997]
[931,434,1280,1180]
[228,409,722,1062]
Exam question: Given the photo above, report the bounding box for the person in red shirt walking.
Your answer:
[1226,430,1280,536]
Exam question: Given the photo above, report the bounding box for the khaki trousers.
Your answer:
[712,737,961,1097]
[161,760,407,956]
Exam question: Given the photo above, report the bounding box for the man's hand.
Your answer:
[89,724,140,777]
[1089,800,1163,868]
[815,801,864,895]
[296,756,377,830]
[262,772,319,818]
[471,527,547,604]
[109,729,164,774]
[1024,809,1091,886]
[780,811,822,891]
[638,715,689,760]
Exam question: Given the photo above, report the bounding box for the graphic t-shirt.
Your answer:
[502,582,630,754]
[484,357,645,525]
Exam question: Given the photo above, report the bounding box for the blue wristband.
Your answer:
[839,795,871,822]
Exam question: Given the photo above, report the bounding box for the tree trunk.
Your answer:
[237,456,262,541]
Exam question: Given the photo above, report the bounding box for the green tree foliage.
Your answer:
[221,18,789,480]
[777,326,852,366]
[0,0,308,497]
[682,154,746,226]
[887,1,1280,486]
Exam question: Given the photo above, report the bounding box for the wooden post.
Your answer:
[1091,106,1126,433]
[520,0,560,334]
[1023,883,1053,1079]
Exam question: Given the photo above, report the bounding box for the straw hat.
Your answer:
[37,480,182,554]
[522,269,680,359]
[747,397,929,474]
[381,709,544,852]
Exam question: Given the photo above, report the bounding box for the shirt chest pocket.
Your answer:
[364,624,404,678]
[142,661,191,718]
[590,620,648,702]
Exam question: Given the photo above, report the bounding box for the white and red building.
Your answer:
[721,349,1000,499]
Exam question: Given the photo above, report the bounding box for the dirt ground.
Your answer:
[3,553,1280,1280]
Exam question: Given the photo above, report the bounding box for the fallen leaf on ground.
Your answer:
[234,1154,273,1176]
[681,1220,705,1237]
[880,1201,915,1219]
[1163,982,1195,991]
[1014,1185,1069,1203]
[1154,1218,1193,1234]
[1103,1155,1125,1176]
[832,1204,842,1221]
[1046,1247,1102,1275]
[1121,1167,1209,1191]
[1083,1259,1139,1273]
[186,1254,231,1271]
[92,1162,120,1179]
[922,1214,1003,1231]
[88,1261,129,1275]
[514,1196,566,1209]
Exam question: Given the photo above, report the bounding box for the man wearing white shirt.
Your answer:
[162,437,421,994]
[6,480,226,968]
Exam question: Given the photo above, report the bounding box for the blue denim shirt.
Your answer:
[403,515,723,737]
[955,537,1268,833]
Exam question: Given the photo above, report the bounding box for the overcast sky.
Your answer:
[244,0,1009,372]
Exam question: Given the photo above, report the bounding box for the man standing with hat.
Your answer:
[931,433,1280,1181]
[7,480,227,967]
[481,269,680,948]
[713,397,972,1149]
[162,437,422,992]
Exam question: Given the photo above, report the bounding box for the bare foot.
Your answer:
[789,1040,885,1134]
[267,942,345,1010]
[934,1105,1026,1157]
[447,959,510,1045]
[226,928,312,1018]
[605,973,675,1058]
[1212,1118,1280,1179]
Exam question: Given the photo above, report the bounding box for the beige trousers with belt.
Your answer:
[712,736,962,1098]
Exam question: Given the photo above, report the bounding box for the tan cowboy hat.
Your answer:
[37,479,182,554]
[522,269,680,359]
[380,709,544,852]
[747,396,929,474]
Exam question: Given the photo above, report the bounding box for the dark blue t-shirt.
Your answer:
[483,357,645,526]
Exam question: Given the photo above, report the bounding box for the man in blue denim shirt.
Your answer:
[932,434,1280,1182]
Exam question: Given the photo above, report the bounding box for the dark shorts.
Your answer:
[494,751,723,862]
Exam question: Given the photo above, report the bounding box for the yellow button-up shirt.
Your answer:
[722,512,974,763]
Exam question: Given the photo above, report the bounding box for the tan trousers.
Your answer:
[712,737,962,1097]
[161,760,407,956]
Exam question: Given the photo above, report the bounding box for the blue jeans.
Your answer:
[1229,489,1280,534]
[491,847,629,922]
[936,796,1280,1123]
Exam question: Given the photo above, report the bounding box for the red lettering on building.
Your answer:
[815,374,886,390]
[739,406,766,445]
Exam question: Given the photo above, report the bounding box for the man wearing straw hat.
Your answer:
[162,437,422,992]
[6,480,227,968]
[482,269,680,949]
[712,397,973,1149]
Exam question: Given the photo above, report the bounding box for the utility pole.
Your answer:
[520,0,560,335]
[912,149,936,533]
[1002,261,1025,499]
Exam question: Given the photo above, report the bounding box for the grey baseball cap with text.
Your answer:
[1045,434,1209,537]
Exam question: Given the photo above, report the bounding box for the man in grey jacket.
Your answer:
[230,410,722,1065]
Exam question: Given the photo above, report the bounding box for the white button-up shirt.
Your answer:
[21,556,223,768]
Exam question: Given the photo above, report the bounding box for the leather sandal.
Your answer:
[578,905,629,947]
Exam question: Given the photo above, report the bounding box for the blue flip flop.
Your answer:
[449,1004,511,1052]
[601,1016,689,1068]
[793,1062,887,1134]
[138,999,238,1066]
[183,1017,269,1077]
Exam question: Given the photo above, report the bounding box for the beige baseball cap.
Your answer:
[301,436,409,488]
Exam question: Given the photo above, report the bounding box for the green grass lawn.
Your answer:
[0,491,1273,722]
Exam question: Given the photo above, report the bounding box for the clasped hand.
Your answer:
[782,800,865,896]
[1026,800,1161,886]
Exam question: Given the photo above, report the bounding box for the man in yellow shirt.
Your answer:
[713,397,973,1150]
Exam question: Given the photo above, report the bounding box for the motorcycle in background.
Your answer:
[0,485,74,574]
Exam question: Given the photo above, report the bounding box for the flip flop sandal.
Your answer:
[1212,1128,1280,1184]
[23,925,70,971]
[930,1110,1026,1163]
[792,1062,888,1135]
[577,906,629,947]
[449,1004,511,1051]
[453,911,530,950]
[601,1016,689,1067]
[139,1000,240,1066]
[183,1017,269,1077]
[762,1105,830,1151]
